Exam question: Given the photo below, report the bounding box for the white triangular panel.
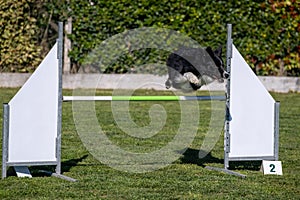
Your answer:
[8,43,59,163]
[229,44,275,158]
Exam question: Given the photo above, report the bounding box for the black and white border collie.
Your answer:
[165,46,229,93]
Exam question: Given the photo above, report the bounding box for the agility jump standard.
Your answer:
[2,23,279,179]
[1,22,73,181]
[215,24,280,177]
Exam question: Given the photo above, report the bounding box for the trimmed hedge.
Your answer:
[0,0,41,72]
[0,0,299,76]
[0,0,67,72]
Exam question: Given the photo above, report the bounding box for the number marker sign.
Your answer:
[262,160,283,175]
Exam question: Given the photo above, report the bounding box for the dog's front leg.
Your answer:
[166,68,190,87]
[183,72,200,86]
[165,78,172,89]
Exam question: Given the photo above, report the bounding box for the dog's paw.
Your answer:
[165,79,172,89]
[183,72,199,85]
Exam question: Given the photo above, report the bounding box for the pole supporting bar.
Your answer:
[63,96,226,101]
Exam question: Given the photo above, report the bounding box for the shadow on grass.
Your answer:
[229,161,262,171]
[61,154,89,172]
[8,151,261,178]
[181,148,262,171]
[180,148,223,167]
[29,154,89,177]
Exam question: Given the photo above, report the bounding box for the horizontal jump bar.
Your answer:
[63,96,226,101]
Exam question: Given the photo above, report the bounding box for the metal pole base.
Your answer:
[39,170,77,182]
[205,166,246,178]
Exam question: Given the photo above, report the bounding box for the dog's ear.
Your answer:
[214,45,222,57]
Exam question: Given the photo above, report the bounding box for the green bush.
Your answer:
[0,0,67,72]
[68,0,300,76]
[0,0,299,76]
[0,0,41,72]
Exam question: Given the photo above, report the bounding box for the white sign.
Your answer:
[262,160,283,175]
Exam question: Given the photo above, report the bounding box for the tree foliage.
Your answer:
[0,0,299,76]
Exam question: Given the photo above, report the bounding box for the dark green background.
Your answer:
[1,0,299,75]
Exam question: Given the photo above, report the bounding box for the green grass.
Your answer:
[0,88,300,199]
